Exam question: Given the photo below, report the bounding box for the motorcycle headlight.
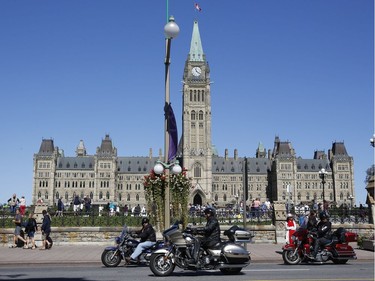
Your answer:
[185,236,193,244]
[115,237,121,244]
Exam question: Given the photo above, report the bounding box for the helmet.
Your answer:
[203,207,216,216]
[287,213,293,218]
[319,212,329,220]
[141,217,149,225]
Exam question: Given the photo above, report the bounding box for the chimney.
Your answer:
[149,148,153,159]
[234,149,238,160]
[225,149,228,160]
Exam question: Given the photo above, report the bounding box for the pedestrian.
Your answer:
[84,195,91,214]
[56,197,64,217]
[134,204,141,217]
[285,213,297,244]
[25,212,38,249]
[40,210,52,250]
[73,195,81,215]
[11,208,27,248]
[19,196,26,216]
[8,193,20,213]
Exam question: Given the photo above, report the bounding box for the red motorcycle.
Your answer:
[279,227,357,265]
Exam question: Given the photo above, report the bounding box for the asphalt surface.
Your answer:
[0,242,373,266]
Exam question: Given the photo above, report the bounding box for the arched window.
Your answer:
[191,111,196,120]
[106,192,110,200]
[199,110,204,120]
[119,193,122,201]
[136,194,140,201]
[99,192,103,200]
[194,164,201,178]
[55,192,59,200]
[65,192,69,201]
[127,194,130,201]
[90,192,93,199]
[223,194,227,201]
[44,191,48,200]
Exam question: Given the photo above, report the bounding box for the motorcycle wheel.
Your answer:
[149,253,175,276]
[220,268,242,275]
[282,250,301,265]
[101,249,122,267]
[332,259,348,264]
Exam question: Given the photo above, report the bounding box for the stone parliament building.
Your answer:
[32,21,355,210]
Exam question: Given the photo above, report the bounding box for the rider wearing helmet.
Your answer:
[311,212,332,260]
[190,207,221,265]
[126,217,156,263]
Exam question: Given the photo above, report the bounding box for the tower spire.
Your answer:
[189,21,205,62]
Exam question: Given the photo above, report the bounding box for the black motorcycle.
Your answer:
[101,225,163,267]
[149,222,252,276]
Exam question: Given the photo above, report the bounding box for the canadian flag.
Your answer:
[195,3,202,12]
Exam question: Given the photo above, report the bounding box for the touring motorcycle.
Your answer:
[279,227,357,265]
[149,222,251,276]
[101,225,164,267]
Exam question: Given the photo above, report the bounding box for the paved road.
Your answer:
[0,261,373,281]
[0,242,372,265]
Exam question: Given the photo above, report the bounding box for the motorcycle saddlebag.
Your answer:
[224,226,253,243]
[222,243,250,264]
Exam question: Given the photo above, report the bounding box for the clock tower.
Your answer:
[182,21,212,206]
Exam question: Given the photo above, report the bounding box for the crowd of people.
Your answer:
[7,193,52,250]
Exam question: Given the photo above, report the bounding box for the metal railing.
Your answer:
[0,206,371,228]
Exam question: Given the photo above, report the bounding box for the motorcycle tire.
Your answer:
[332,259,348,264]
[220,268,242,275]
[101,249,122,267]
[149,253,175,276]
[282,250,301,265]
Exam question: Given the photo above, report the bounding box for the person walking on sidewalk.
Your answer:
[11,208,27,248]
[25,212,38,249]
[40,210,52,250]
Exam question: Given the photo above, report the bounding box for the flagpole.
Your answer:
[166,0,169,22]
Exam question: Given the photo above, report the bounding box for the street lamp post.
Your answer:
[162,16,179,229]
[319,168,328,202]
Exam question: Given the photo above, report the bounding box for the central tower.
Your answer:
[182,21,212,206]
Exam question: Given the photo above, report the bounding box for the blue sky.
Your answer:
[0,0,373,206]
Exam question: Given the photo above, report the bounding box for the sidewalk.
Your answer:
[0,243,372,265]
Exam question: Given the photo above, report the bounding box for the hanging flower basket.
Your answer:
[143,167,192,231]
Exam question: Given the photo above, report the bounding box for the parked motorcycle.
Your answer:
[101,225,164,267]
[279,227,357,265]
[149,222,251,276]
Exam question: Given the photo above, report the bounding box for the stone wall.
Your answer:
[1,223,372,247]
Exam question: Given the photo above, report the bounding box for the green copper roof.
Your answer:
[189,21,204,62]
[258,142,265,152]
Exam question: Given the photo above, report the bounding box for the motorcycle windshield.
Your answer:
[120,225,128,238]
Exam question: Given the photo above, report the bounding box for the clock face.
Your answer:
[192,67,202,77]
